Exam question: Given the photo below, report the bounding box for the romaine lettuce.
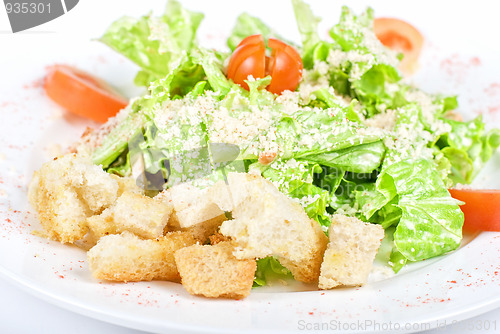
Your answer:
[438,116,500,184]
[100,0,203,87]
[378,159,464,264]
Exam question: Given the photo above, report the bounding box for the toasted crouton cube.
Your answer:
[87,231,196,282]
[157,182,225,229]
[206,180,234,212]
[155,182,228,243]
[318,214,385,289]
[174,242,256,299]
[87,192,173,240]
[219,173,328,283]
[174,214,227,243]
[209,232,231,245]
[110,175,144,196]
[28,153,119,243]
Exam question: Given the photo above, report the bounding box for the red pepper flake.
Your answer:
[440,54,482,84]
[308,312,314,315]
[22,78,43,90]
[484,82,500,97]
[470,57,481,66]
[448,280,457,283]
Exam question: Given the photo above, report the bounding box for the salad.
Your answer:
[32,0,500,295]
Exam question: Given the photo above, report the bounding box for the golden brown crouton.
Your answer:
[87,231,196,282]
[276,218,329,283]
[174,241,256,299]
[219,173,328,283]
[171,214,226,243]
[319,214,385,289]
[28,153,119,243]
[206,180,234,212]
[156,182,226,229]
[111,175,144,196]
[156,182,228,243]
[87,192,173,240]
[209,232,231,245]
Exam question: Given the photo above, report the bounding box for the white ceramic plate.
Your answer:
[0,1,499,333]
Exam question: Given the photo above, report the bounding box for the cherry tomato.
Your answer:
[44,65,128,123]
[448,189,500,232]
[266,37,303,94]
[373,18,423,75]
[227,36,266,91]
[226,35,303,94]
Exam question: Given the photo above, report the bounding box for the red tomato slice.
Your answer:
[373,18,423,75]
[267,38,303,94]
[44,65,128,123]
[268,38,303,68]
[448,189,500,232]
[226,35,303,95]
[227,44,266,90]
[238,34,265,47]
[227,34,266,89]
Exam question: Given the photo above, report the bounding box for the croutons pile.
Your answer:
[28,153,385,299]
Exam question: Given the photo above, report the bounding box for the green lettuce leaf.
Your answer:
[100,0,203,86]
[305,140,385,173]
[150,0,203,53]
[329,6,373,52]
[377,159,464,264]
[92,109,149,168]
[253,257,293,287]
[99,15,170,82]
[325,6,405,115]
[438,116,500,184]
[382,104,438,170]
[261,160,332,226]
[291,0,322,69]
[106,150,131,177]
[328,171,378,217]
[355,183,400,228]
[146,54,206,100]
[246,76,274,105]
[313,166,344,194]
[191,48,235,98]
[352,64,404,115]
[241,105,384,162]
[226,13,290,51]
[311,88,362,123]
